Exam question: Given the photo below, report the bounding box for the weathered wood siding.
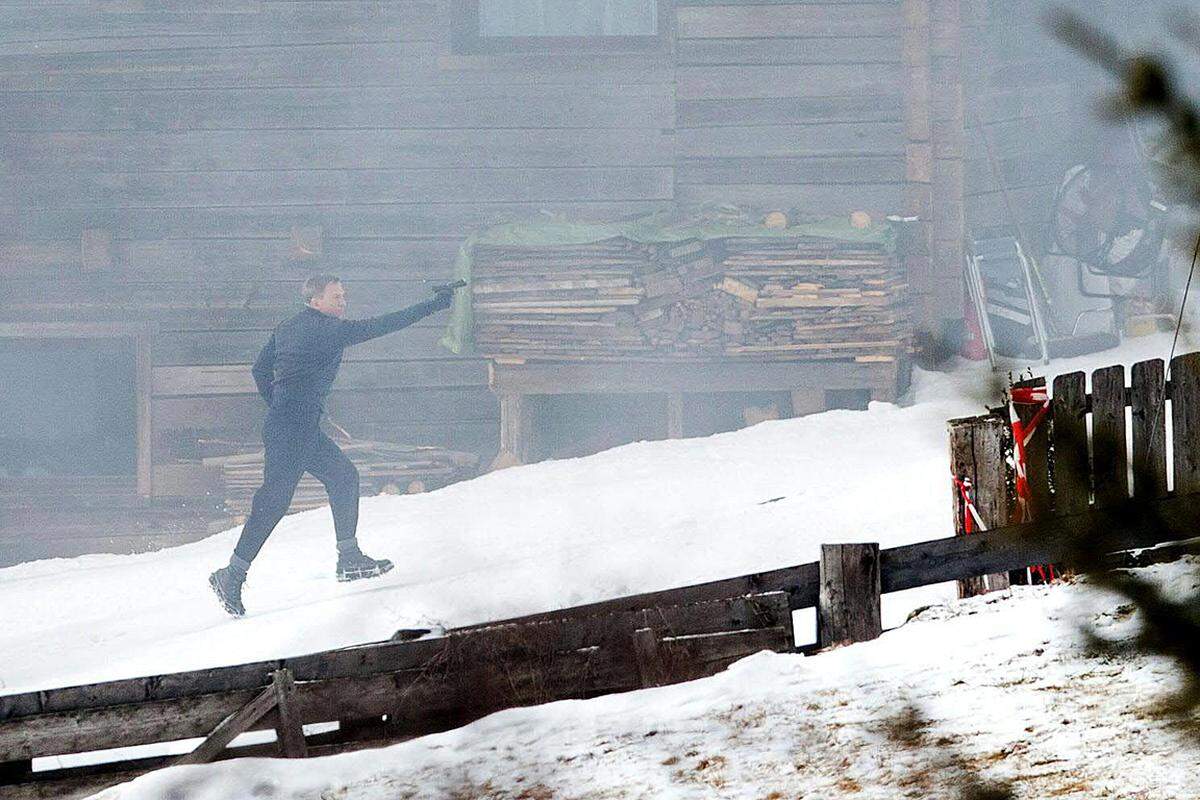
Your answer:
[674,1,907,215]
[0,1,679,487]
[0,1,929,504]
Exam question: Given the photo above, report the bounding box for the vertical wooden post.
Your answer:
[902,0,964,329]
[948,414,1009,597]
[818,543,882,648]
[632,627,669,688]
[272,668,307,758]
[665,393,684,439]
[929,0,965,323]
[1051,372,1089,515]
[1091,365,1128,507]
[1131,358,1167,500]
[1171,353,1200,494]
[135,333,153,497]
[496,392,531,467]
[902,0,934,323]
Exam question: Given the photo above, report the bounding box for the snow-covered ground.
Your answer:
[4,332,1200,797]
[92,560,1200,800]
[0,333,1192,699]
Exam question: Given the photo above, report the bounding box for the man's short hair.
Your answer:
[302,274,342,302]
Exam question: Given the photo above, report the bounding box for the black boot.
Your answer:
[336,541,393,582]
[209,559,248,617]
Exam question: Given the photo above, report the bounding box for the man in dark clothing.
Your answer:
[209,274,458,617]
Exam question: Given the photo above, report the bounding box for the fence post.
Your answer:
[632,627,670,688]
[948,413,1010,597]
[1092,365,1129,508]
[272,668,307,759]
[818,543,882,648]
[1131,359,1167,500]
[1172,353,1200,494]
[492,390,533,469]
[1051,372,1089,515]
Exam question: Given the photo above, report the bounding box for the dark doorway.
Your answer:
[532,393,668,461]
[0,338,137,477]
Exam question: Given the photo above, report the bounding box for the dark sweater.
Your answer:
[252,296,450,408]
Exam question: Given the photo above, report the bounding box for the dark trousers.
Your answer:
[233,402,359,564]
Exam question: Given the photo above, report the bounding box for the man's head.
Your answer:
[303,274,346,318]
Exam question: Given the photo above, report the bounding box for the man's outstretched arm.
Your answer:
[251,334,276,404]
[335,291,453,348]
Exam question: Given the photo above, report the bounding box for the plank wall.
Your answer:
[674,1,907,216]
[0,1,927,508]
[0,1,679,485]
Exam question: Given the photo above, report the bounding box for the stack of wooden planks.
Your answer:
[717,237,908,362]
[204,441,478,516]
[471,235,908,363]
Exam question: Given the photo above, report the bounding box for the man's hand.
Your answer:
[432,279,466,309]
[433,279,467,297]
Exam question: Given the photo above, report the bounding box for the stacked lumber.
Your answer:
[203,441,478,516]
[472,239,718,359]
[717,238,909,362]
[471,235,908,363]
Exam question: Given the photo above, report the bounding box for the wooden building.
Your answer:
[0,0,1143,563]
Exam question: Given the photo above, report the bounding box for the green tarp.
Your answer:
[440,211,896,355]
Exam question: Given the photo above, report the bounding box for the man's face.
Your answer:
[309,281,347,318]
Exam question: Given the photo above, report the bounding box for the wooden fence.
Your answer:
[6,353,1200,798]
[949,353,1200,594]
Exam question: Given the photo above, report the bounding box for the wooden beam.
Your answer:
[948,414,1009,598]
[490,359,897,395]
[175,683,278,766]
[454,568,818,633]
[880,492,1200,593]
[135,333,153,497]
[665,393,684,439]
[1131,359,1168,500]
[632,628,669,688]
[818,543,882,648]
[1171,353,1200,494]
[1092,365,1129,508]
[0,322,153,338]
[272,669,308,758]
[1051,372,1089,515]
[496,392,532,466]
